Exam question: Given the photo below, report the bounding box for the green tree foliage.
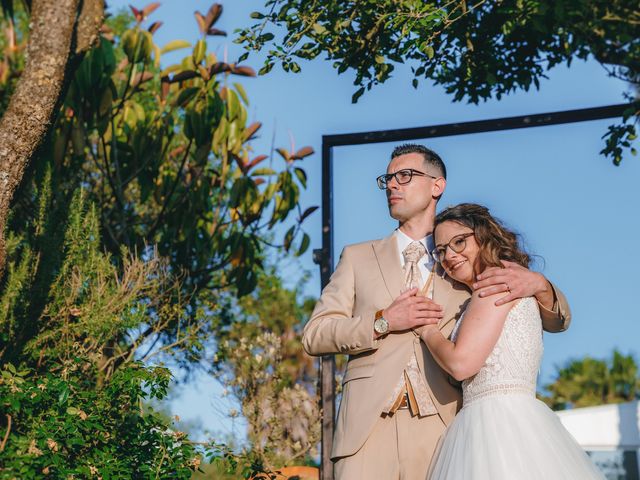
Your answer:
[541,349,640,410]
[1,3,316,371]
[0,188,201,477]
[237,0,639,164]
[0,2,317,477]
[214,269,320,470]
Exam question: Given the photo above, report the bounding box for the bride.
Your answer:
[422,203,604,480]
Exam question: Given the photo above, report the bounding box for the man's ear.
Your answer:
[432,177,446,199]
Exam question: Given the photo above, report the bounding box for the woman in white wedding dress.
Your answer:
[422,203,604,480]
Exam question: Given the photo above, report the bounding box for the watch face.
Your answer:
[374,317,388,334]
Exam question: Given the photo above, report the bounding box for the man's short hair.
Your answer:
[390,143,447,179]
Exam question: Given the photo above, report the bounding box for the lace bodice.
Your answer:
[451,297,543,407]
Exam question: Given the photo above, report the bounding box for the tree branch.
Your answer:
[0,0,105,277]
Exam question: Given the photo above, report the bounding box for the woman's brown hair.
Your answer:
[434,203,530,276]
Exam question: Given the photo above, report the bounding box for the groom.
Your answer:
[302,144,571,479]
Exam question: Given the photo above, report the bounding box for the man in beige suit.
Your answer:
[302,144,570,479]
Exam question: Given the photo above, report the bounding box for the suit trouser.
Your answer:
[333,409,446,480]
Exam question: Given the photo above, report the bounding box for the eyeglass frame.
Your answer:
[430,232,475,263]
[376,168,438,190]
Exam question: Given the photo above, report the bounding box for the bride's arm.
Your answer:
[421,292,516,381]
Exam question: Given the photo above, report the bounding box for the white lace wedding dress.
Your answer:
[428,297,605,480]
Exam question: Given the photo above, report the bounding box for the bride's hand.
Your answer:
[418,324,440,342]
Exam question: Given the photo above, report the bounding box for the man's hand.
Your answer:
[382,288,444,333]
[472,260,554,309]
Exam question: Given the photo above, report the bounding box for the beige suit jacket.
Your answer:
[302,234,571,460]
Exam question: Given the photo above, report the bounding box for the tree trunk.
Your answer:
[0,0,104,278]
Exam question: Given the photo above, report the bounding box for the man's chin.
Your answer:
[388,208,406,222]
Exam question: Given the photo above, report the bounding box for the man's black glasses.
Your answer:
[377,169,437,190]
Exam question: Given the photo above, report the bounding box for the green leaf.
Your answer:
[293,167,307,188]
[352,87,365,103]
[283,225,295,251]
[251,168,277,176]
[58,386,70,405]
[234,82,249,105]
[297,233,310,256]
[175,87,200,107]
[258,32,275,42]
[227,89,241,120]
[312,23,327,35]
[193,39,207,64]
[160,40,191,54]
[299,206,318,222]
[424,45,434,59]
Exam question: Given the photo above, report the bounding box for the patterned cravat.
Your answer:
[403,241,427,290]
[383,239,438,417]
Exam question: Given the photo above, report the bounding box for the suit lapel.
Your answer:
[372,234,404,301]
[433,273,471,337]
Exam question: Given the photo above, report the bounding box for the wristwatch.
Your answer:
[374,310,389,335]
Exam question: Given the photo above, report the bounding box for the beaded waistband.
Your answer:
[463,383,535,407]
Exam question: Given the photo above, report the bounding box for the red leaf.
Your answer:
[170,70,199,83]
[129,6,143,22]
[161,79,170,101]
[204,4,223,29]
[232,153,248,173]
[246,154,268,169]
[290,146,315,160]
[117,57,129,72]
[148,21,163,34]
[242,122,262,142]
[230,65,256,77]
[209,62,232,76]
[207,28,227,36]
[142,2,160,18]
[254,178,265,186]
[194,11,206,35]
[170,146,186,158]
[131,71,154,87]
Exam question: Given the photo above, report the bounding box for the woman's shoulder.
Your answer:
[469,290,519,314]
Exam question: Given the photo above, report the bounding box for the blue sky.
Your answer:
[109,0,640,441]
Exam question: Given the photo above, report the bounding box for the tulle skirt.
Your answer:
[428,393,605,480]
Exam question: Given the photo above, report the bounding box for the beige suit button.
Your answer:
[355,342,361,348]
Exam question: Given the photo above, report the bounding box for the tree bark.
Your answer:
[76,0,105,54]
[0,0,104,278]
